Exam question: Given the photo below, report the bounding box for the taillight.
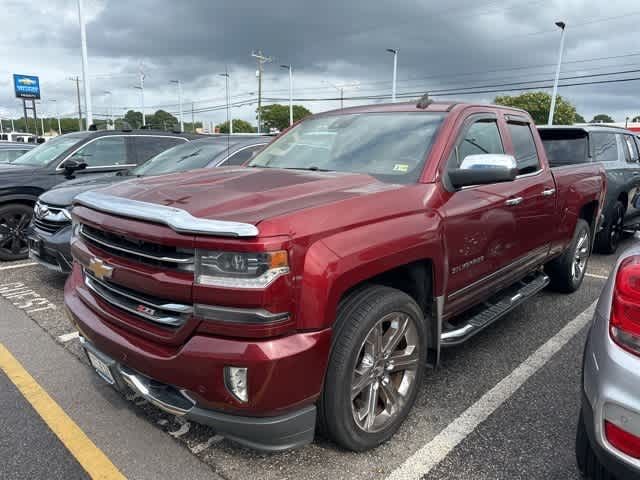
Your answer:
[610,256,640,356]
[605,421,640,459]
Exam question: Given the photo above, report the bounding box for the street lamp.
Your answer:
[548,21,566,126]
[218,73,232,135]
[76,0,93,129]
[169,80,184,132]
[324,81,360,109]
[386,48,398,103]
[280,64,293,127]
[103,91,112,129]
[49,100,62,134]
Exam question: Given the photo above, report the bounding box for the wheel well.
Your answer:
[0,199,36,208]
[365,260,433,315]
[618,192,628,211]
[579,201,599,233]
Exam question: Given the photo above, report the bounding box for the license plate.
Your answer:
[86,350,115,385]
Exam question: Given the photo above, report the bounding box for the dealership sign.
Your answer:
[13,74,40,99]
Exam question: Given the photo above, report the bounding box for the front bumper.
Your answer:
[64,269,332,451]
[80,338,317,451]
[28,224,73,273]
[583,308,640,477]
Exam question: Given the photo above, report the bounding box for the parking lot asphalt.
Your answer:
[0,238,634,480]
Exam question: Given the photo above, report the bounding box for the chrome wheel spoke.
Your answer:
[379,380,400,415]
[382,314,409,357]
[387,348,419,372]
[351,373,374,399]
[362,382,379,430]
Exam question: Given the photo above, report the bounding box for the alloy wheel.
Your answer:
[0,210,31,256]
[572,229,590,282]
[351,312,420,433]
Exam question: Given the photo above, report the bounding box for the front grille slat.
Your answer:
[80,224,194,270]
[84,271,191,328]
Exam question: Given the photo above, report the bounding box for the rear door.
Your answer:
[503,116,556,262]
[621,133,640,221]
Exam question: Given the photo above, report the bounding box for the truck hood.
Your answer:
[100,167,404,225]
[42,174,127,207]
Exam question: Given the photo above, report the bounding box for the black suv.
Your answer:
[539,125,640,253]
[0,129,200,260]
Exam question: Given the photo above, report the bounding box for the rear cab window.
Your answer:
[506,120,540,174]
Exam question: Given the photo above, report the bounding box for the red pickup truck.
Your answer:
[64,100,605,452]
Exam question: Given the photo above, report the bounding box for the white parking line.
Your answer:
[0,262,37,271]
[387,301,597,480]
[586,273,609,280]
[57,331,80,343]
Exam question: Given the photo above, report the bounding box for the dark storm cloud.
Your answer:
[2,0,640,123]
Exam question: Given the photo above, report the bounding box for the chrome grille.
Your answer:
[83,270,191,327]
[80,224,194,270]
[33,201,71,234]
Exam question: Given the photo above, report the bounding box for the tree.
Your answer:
[123,110,143,129]
[633,116,640,123]
[590,114,615,123]
[574,113,586,123]
[493,91,577,125]
[216,119,256,134]
[257,104,312,132]
[148,110,178,130]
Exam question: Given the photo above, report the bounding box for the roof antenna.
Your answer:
[416,93,433,109]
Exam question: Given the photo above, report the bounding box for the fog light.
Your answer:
[224,366,248,403]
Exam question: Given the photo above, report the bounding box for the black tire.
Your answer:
[318,285,427,451]
[595,201,625,254]
[576,409,613,480]
[546,219,591,293]
[0,203,32,261]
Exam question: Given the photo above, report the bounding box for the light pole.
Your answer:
[548,21,566,126]
[133,85,145,127]
[169,80,184,132]
[103,91,112,129]
[49,100,61,134]
[386,49,398,102]
[280,64,293,127]
[77,0,93,129]
[219,73,232,134]
[325,81,360,109]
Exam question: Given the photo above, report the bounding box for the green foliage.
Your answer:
[574,113,586,123]
[147,110,179,130]
[633,116,640,123]
[123,110,143,129]
[591,114,615,123]
[257,104,312,132]
[216,119,256,134]
[493,91,577,125]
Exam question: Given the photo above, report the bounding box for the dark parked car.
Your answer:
[0,129,200,261]
[29,135,269,273]
[539,125,640,254]
[0,142,36,163]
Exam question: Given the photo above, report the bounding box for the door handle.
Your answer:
[505,197,523,206]
[542,188,556,196]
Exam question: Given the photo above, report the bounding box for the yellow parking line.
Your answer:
[0,343,126,480]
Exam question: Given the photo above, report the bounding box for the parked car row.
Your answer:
[0,101,637,479]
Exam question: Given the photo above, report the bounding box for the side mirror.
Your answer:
[61,157,87,177]
[449,154,518,189]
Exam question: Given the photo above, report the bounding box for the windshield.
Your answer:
[12,134,86,167]
[248,112,446,183]
[540,131,589,166]
[131,140,229,176]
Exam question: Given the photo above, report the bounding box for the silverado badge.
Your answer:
[88,258,114,280]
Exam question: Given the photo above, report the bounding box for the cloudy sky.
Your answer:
[1,0,640,128]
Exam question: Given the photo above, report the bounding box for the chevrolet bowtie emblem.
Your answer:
[88,258,113,280]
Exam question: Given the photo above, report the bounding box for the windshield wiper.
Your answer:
[280,166,333,172]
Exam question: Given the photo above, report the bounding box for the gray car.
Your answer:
[577,243,640,479]
[0,142,35,162]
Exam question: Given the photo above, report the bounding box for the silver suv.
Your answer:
[577,245,640,479]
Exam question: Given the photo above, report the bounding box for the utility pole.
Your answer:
[191,101,195,133]
[50,100,61,134]
[252,50,272,133]
[548,21,566,126]
[103,91,112,129]
[219,72,232,134]
[77,0,93,128]
[136,63,146,127]
[69,76,83,130]
[169,80,184,132]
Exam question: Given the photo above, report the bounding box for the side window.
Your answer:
[450,119,504,169]
[223,145,265,166]
[623,135,639,162]
[132,137,185,164]
[507,122,540,174]
[73,136,128,167]
[591,132,619,162]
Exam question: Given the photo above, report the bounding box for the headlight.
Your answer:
[61,208,72,220]
[195,250,289,289]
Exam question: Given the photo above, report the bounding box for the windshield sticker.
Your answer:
[393,164,409,172]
